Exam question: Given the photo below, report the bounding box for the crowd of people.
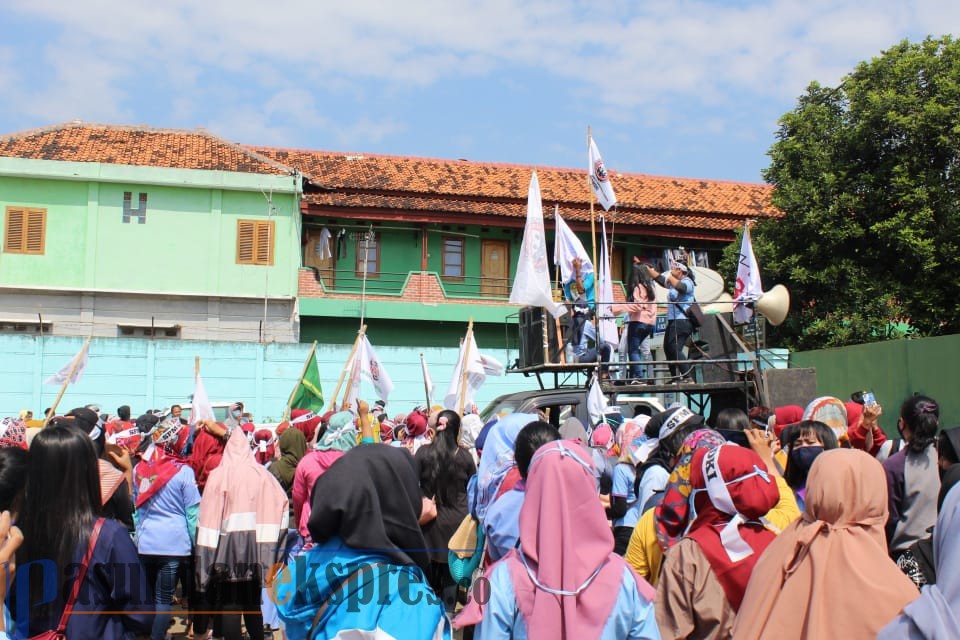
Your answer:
[0,386,956,639]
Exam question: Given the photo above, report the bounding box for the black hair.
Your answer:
[170,404,181,412]
[515,421,561,480]
[715,408,750,432]
[18,425,102,618]
[659,422,700,463]
[900,394,939,454]
[627,263,656,302]
[783,420,839,490]
[417,410,463,508]
[117,405,132,421]
[938,430,959,466]
[0,447,28,514]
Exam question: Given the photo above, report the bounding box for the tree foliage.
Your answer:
[721,36,960,350]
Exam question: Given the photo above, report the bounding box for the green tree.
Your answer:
[721,36,960,350]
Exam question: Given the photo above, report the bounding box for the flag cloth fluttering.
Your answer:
[553,207,594,284]
[588,136,617,211]
[345,335,394,409]
[189,373,216,425]
[421,353,435,406]
[733,222,763,324]
[444,332,495,411]
[289,351,325,414]
[510,171,564,317]
[597,216,619,348]
[587,374,609,426]
[44,341,90,385]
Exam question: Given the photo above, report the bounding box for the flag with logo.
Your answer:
[597,216,619,347]
[733,222,763,324]
[289,352,325,414]
[44,340,90,385]
[444,332,488,411]
[588,136,617,211]
[189,373,216,425]
[355,335,394,402]
[553,207,594,284]
[510,171,564,317]
[587,374,609,426]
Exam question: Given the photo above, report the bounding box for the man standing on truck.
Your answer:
[647,260,696,381]
[563,256,595,360]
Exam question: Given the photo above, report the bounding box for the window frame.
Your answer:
[4,207,46,255]
[236,219,275,266]
[441,236,465,280]
[355,233,380,278]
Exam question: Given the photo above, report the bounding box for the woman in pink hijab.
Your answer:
[474,440,660,639]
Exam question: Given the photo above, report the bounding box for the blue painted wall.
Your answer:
[0,335,542,421]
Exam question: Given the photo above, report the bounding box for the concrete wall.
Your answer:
[0,334,541,421]
[0,289,297,343]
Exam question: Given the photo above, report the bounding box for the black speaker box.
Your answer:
[518,306,562,368]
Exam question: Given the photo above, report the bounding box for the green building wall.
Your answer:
[0,158,301,299]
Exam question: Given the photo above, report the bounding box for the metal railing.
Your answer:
[303,268,513,300]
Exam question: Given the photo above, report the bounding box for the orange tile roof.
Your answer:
[253,147,779,237]
[0,122,294,175]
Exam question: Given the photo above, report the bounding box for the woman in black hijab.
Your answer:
[275,445,451,639]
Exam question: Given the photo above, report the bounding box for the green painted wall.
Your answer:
[301,316,519,348]
[0,161,300,298]
[791,334,960,436]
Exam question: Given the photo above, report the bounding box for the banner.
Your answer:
[509,171,564,317]
[589,136,617,211]
[733,223,763,324]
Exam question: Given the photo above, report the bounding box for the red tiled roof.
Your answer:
[0,122,294,175]
[253,147,780,227]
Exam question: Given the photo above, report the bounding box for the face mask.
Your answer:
[789,446,824,476]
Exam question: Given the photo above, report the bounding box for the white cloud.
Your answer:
[3,0,959,144]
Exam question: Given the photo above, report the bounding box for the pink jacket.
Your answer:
[292,449,346,539]
[613,284,656,325]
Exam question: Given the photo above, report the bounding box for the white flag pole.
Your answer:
[420,353,432,407]
[43,335,92,426]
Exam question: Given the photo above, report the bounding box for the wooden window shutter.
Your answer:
[25,209,45,254]
[4,209,24,253]
[5,208,45,254]
[237,220,256,264]
[236,219,274,265]
[255,221,274,265]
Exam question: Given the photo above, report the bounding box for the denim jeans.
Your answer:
[627,321,654,379]
[141,554,187,640]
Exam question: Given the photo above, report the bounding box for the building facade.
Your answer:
[0,123,303,343]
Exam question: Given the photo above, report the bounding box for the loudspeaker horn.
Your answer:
[701,292,735,314]
[755,285,790,326]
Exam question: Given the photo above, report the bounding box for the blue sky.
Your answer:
[0,0,957,183]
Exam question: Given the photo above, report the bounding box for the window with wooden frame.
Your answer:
[4,207,46,255]
[355,233,380,277]
[236,220,274,266]
[442,237,464,279]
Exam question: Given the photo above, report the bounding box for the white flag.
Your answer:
[597,216,619,348]
[357,335,394,402]
[733,223,763,324]
[510,171,565,317]
[553,207,594,285]
[587,375,609,427]
[420,353,435,405]
[190,373,216,425]
[479,353,505,377]
[444,332,487,411]
[589,136,617,211]
[44,341,90,385]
